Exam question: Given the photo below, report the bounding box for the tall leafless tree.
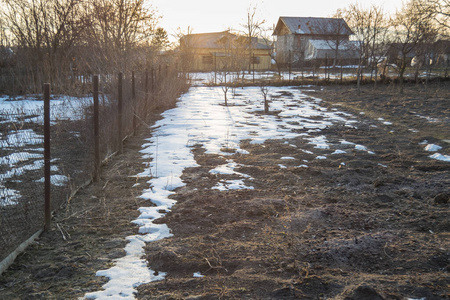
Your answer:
[418,0,450,32]
[176,26,197,78]
[241,5,265,73]
[324,13,353,68]
[389,0,439,93]
[340,4,387,93]
[85,0,159,73]
[3,0,85,92]
[260,25,279,76]
[2,0,162,93]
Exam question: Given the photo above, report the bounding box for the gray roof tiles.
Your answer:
[274,17,353,36]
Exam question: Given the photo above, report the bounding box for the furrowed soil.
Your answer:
[0,82,449,300]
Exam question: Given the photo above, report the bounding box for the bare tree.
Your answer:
[260,81,270,114]
[367,6,389,86]
[3,0,85,92]
[229,34,249,88]
[85,0,159,73]
[341,4,387,93]
[418,0,450,31]
[0,18,8,48]
[220,71,230,106]
[2,0,163,94]
[324,13,353,68]
[0,16,11,67]
[216,34,235,106]
[241,5,265,73]
[389,0,439,93]
[260,25,279,76]
[176,26,197,78]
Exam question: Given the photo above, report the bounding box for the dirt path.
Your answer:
[0,112,166,299]
[0,82,449,300]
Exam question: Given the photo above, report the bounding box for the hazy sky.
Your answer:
[151,0,405,41]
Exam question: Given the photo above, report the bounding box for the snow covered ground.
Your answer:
[83,84,449,299]
[187,70,385,86]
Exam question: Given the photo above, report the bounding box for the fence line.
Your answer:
[0,66,188,273]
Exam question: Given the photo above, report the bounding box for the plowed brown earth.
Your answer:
[0,82,449,300]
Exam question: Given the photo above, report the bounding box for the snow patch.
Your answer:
[424,144,442,152]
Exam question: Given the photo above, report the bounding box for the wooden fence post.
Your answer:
[43,83,51,232]
[93,75,100,181]
[118,72,123,154]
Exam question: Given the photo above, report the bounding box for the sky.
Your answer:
[151,0,405,42]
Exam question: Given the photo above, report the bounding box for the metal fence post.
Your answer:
[145,69,149,119]
[288,50,292,83]
[93,75,100,181]
[158,65,161,92]
[43,83,51,232]
[151,67,154,103]
[252,54,255,84]
[132,71,136,135]
[118,72,123,154]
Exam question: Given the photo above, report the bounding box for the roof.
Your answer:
[273,17,353,36]
[180,31,270,50]
[181,31,235,49]
[308,40,359,50]
[305,40,360,60]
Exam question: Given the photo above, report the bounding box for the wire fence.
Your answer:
[0,66,188,265]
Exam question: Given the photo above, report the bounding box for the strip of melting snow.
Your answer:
[83,86,373,299]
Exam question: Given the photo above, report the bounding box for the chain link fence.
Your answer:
[0,66,188,265]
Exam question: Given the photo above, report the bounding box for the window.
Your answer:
[202,55,213,64]
[252,56,260,64]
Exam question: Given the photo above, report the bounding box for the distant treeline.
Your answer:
[0,0,171,95]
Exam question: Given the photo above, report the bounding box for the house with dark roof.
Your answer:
[386,39,450,68]
[179,31,272,72]
[304,40,360,62]
[433,39,450,68]
[272,17,355,67]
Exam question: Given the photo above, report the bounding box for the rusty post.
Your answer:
[118,72,123,154]
[252,54,255,84]
[151,67,154,103]
[132,71,136,135]
[93,75,100,182]
[158,65,161,92]
[214,55,217,84]
[144,69,149,119]
[151,67,154,93]
[43,83,51,232]
[288,50,292,83]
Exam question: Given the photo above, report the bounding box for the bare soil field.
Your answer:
[0,82,449,299]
